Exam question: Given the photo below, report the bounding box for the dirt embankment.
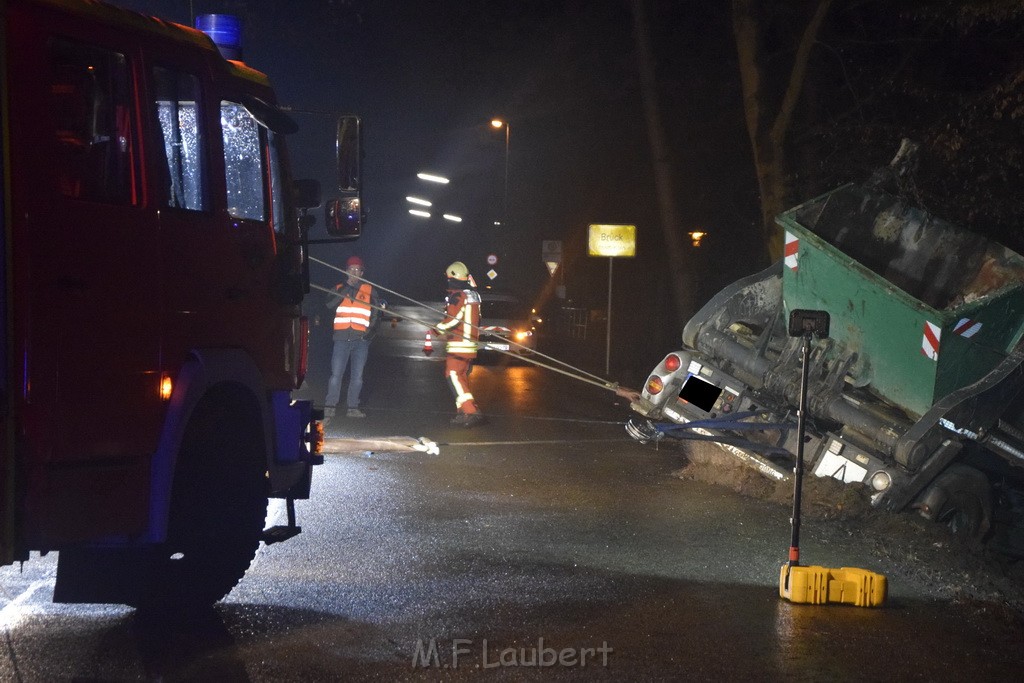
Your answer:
[672,440,1024,623]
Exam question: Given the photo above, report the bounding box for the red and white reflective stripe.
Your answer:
[480,325,511,333]
[953,318,982,338]
[921,321,941,361]
[784,232,799,272]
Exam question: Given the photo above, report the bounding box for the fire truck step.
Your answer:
[261,525,302,545]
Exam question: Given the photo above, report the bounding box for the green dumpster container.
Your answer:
[776,185,1024,418]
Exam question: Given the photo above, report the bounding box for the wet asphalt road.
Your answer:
[2,323,1024,680]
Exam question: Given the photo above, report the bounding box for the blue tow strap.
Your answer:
[654,411,794,458]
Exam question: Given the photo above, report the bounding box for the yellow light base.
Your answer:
[780,564,887,607]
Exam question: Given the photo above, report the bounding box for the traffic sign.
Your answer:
[487,254,498,265]
[542,240,562,264]
[588,224,636,258]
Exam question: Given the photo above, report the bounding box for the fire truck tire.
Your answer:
[134,387,268,614]
[934,464,992,542]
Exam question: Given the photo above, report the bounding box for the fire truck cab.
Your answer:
[1,0,354,610]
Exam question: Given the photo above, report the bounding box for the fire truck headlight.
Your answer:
[870,470,892,492]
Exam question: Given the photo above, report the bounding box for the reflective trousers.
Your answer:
[445,353,479,415]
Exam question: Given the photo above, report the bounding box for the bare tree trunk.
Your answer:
[630,0,694,322]
[733,0,833,262]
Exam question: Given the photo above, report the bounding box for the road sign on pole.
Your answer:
[542,240,562,263]
[587,224,636,258]
[588,225,636,376]
[542,239,563,277]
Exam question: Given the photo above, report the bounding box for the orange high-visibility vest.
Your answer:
[334,283,373,331]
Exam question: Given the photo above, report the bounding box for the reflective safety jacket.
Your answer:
[436,289,481,356]
[334,283,374,332]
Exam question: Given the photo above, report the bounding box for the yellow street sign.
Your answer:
[588,224,636,258]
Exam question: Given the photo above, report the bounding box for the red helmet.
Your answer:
[346,255,364,269]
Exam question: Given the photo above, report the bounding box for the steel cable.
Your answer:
[310,257,630,395]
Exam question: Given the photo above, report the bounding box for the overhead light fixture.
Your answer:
[409,209,431,218]
[406,196,432,207]
[417,172,449,184]
[443,214,462,223]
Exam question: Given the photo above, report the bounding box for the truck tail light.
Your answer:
[297,316,309,388]
[159,374,173,401]
[646,375,664,395]
[664,354,682,372]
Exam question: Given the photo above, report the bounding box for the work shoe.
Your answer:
[452,412,486,428]
[347,408,366,418]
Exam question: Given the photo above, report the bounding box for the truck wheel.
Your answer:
[134,390,268,614]
[934,465,992,541]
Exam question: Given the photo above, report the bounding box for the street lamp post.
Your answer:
[490,119,510,223]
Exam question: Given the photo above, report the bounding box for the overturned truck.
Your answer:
[628,180,1024,556]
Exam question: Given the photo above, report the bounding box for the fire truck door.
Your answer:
[4,0,160,543]
[45,41,162,468]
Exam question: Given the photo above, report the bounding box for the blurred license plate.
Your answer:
[488,343,511,351]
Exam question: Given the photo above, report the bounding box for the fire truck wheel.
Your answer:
[134,388,268,614]
[935,464,992,542]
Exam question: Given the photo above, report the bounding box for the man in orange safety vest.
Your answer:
[323,255,383,426]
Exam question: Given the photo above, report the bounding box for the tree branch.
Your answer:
[771,0,833,147]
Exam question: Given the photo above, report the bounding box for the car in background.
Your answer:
[477,292,539,358]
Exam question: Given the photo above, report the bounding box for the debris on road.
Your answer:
[322,436,439,456]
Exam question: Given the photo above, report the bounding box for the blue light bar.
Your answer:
[195,14,243,61]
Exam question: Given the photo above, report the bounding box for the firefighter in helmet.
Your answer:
[434,261,485,426]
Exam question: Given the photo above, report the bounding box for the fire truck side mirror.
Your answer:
[325,196,361,240]
[293,178,321,210]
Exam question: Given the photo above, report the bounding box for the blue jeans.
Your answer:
[325,338,370,410]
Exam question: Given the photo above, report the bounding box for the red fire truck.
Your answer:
[0,0,360,610]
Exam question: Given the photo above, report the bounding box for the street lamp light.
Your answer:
[490,119,510,223]
[417,172,450,184]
